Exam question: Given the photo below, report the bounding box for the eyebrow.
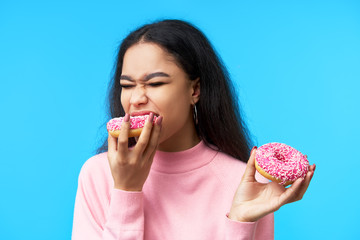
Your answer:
[120,72,170,81]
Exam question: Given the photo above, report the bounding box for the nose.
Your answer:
[129,85,148,107]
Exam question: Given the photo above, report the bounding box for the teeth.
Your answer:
[131,113,159,118]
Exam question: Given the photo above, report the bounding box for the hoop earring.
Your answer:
[193,104,198,125]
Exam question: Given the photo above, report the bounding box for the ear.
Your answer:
[191,78,200,104]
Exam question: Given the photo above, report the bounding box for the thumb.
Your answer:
[241,146,257,182]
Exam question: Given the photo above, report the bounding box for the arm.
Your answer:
[103,189,145,239]
[72,164,145,240]
[72,113,162,239]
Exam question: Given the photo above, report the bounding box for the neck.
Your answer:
[152,140,216,174]
[158,122,200,152]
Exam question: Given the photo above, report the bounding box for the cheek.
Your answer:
[151,87,190,117]
[120,91,130,111]
[156,92,191,134]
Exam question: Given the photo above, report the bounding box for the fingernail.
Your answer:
[251,146,257,154]
[148,112,154,123]
[124,113,130,122]
[156,116,163,126]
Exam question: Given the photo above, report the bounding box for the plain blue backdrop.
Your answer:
[1,0,359,239]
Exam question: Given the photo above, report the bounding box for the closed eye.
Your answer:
[148,82,165,87]
[120,84,135,89]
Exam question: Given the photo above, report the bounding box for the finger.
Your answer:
[241,146,257,182]
[143,116,162,161]
[278,177,304,205]
[309,163,316,172]
[310,164,316,179]
[291,165,315,202]
[108,131,118,156]
[145,143,158,167]
[294,163,316,197]
[117,113,130,156]
[134,113,155,155]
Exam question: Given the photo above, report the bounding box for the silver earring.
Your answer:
[193,104,198,125]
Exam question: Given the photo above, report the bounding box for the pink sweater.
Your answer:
[72,141,274,239]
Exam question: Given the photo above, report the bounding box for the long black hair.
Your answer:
[97,19,253,163]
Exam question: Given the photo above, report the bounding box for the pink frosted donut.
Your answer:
[255,143,309,186]
[107,115,158,138]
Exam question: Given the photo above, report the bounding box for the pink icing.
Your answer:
[106,115,158,131]
[255,142,309,185]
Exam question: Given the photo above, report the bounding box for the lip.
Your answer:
[130,111,159,117]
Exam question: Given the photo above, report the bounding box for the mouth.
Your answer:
[130,111,159,117]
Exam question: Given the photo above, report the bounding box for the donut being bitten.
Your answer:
[107,115,158,138]
[255,143,309,186]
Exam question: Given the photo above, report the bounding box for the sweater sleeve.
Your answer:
[72,158,145,240]
[225,213,274,240]
[103,189,144,239]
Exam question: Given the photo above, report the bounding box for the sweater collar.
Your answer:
[151,140,218,174]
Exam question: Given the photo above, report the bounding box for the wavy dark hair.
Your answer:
[97,19,253,163]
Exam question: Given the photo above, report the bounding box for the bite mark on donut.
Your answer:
[107,115,158,138]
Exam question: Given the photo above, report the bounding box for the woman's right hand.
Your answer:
[228,147,315,222]
[107,112,162,191]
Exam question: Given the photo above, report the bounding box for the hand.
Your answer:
[107,113,162,191]
[228,147,316,222]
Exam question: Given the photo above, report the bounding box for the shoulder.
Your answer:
[78,152,113,186]
[74,153,113,225]
[80,152,108,174]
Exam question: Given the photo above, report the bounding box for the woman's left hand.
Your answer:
[228,147,316,222]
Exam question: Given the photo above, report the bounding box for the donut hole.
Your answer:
[274,149,286,161]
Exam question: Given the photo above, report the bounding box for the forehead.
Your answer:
[122,43,177,72]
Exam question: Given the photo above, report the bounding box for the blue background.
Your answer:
[1,1,359,239]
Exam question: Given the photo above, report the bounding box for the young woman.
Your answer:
[72,19,315,240]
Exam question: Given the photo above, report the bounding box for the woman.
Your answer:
[72,19,315,240]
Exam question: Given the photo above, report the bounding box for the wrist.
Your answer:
[228,206,258,222]
[114,183,143,192]
[228,212,253,223]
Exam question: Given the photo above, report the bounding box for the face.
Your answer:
[120,42,200,151]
